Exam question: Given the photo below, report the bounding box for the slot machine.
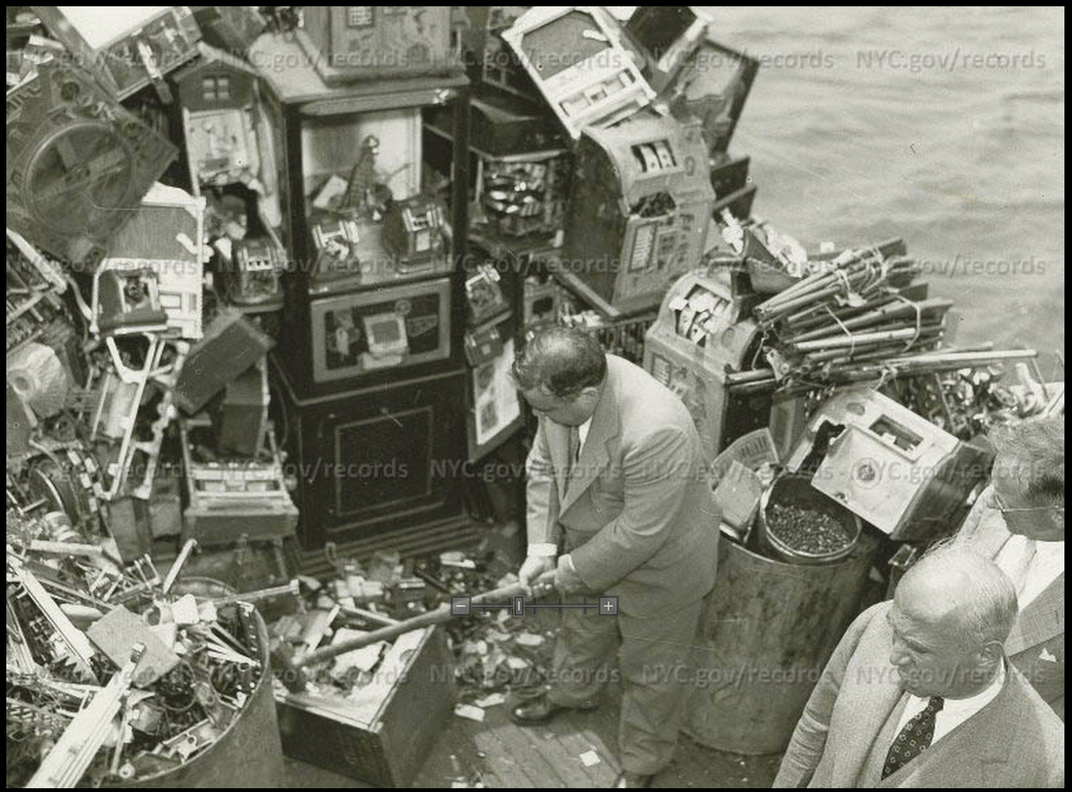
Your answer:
[562,112,715,316]
[644,268,769,460]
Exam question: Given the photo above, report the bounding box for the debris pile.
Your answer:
[730,231,947,382]
[267,548,430,699]
[883,364,1063,438]
[6,512,274,788]
[714,215,1057,439]
[412,553,557,698]
[7,10,297,569]
[264,547,558,708]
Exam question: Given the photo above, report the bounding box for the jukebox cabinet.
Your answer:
[249,29,474,557]
[272,358,469,554]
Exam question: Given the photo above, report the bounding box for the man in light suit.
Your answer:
[510,325,720,789]
[774,543,1064,788]
[955,416,1064,719]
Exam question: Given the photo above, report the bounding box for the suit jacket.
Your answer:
[955,484,1064,720]
[774,601,1065,788]
[525,355,720,617]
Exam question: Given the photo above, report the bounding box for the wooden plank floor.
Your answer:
[284,602,781,788]
[285,678,781,788]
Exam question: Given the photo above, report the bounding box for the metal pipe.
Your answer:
[28,541,105,557]
[161,539,199,597]
[787,298,953,343]
[207,580,300,608]
[792,324,946,352]
[726,349,1040,396]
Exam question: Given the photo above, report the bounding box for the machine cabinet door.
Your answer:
[296,373,466,548]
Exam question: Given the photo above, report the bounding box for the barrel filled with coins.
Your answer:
[684,506,879,754]
[758,474,862,564]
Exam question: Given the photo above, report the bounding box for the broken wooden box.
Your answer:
[275,626,455,788]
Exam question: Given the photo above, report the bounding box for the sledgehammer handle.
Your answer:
[296,570,557,669]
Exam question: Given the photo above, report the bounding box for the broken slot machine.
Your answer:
[31,6,201,102]
[561,111,716,317]
[500,6,656,141]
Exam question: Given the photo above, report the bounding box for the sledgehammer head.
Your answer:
[270,642,309,693]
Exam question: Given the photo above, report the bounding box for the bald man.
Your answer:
[774,543,1064,788]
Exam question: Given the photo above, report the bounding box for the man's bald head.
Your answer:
[887,541,1018,698]
[898,541,1018,649]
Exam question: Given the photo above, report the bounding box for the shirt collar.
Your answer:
[1032,538,1066,561]
[940,658,1006,717]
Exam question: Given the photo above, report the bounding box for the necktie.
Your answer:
[883,696,944,779]
[568,425,581,481]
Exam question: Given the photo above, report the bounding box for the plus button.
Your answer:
[597,595,618,616]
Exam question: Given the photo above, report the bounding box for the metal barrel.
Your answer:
[107,577,285,788]
[682,529,879,754]
[757,475,862,565]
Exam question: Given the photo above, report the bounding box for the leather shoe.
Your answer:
[614,771,654,788]
[509,691,597,725]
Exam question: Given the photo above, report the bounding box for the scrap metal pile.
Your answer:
[714,217,1058,438]
[267,548,430,699]
[7,60,201,527]
[266,546,555,702]
[7,214,291,559]
[6,513,268,788]
[410,555,556,697]
[7,8,296,566]
[882,363,1064,438]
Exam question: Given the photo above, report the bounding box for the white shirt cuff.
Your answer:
[527,543,558,558]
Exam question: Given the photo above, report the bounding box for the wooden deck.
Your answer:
[163,543,782,787]
[284,679,781,788]
[282,583,782,788]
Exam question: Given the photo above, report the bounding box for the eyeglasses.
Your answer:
[987,490,1065,515]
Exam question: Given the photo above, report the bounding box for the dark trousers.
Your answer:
[546,596,706,775]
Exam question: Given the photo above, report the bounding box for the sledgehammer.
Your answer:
[274,570,558,693]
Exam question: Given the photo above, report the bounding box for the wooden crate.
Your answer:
[275,625,456,787]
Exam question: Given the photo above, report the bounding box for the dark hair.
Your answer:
[511,324,607,399]
[989,415,1064,503]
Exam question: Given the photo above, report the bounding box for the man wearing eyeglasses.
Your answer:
[955,415,1064,720]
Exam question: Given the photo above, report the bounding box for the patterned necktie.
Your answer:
[567,425,580,482]
[882,696,945,779]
